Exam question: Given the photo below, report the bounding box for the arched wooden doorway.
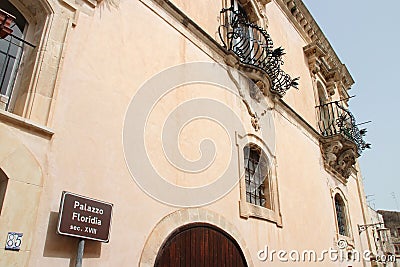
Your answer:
[155,223,248,267]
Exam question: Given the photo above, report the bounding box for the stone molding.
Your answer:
[5,0,110,127]
[236,133,283,226]
[0,124,43,266]
[276,0,354,92]
[139,208,253,267]
[304,42,339,96]
[304,41,353,98]
[0,109,54,138]
[330,188,355,245]
[61,0,99,26]
[240,0,273,28]
[95,0,120,8]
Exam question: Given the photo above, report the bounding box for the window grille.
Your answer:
[244,145,270,208]
[335,194,348,236]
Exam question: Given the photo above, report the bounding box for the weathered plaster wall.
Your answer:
[0,0,372,266]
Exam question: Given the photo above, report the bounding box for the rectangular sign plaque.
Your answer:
[57,191,113,242]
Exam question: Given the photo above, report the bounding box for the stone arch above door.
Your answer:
[139,208,253,267]
[155,223,247,266]
[0,125,42,187]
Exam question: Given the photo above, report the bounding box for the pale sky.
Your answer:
[301,0,400,211]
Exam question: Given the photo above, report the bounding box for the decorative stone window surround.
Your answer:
[303,42,354,103]
[233,0,271,27]
[0,0,103,127]
[237,133,282,226]
[304,42,362,184]
[331,188,354,248]
[304,42,338,97]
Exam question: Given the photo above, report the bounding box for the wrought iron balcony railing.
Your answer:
[316,101,370,154]
[218,7,298,96]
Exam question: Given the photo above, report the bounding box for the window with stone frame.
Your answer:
[334,194,349,236]
[243,144,271,209]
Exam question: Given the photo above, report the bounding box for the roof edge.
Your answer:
[274,0,355,90]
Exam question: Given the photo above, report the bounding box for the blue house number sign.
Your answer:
[5,232,23,251]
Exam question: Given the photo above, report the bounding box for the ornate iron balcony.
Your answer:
[316,101,370,154]
[218,7,298,96]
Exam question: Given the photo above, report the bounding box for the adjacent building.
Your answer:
[0,0,386,266]
[378,210,400,262]
[367,206,397,267]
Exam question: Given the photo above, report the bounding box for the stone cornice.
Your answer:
[275,0,355,91]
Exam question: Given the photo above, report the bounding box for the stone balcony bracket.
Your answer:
[320,135,358,183]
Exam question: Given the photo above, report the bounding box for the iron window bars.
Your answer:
[335,195,348,236]
[218,6,299,96]
[244,145,270,208]
[316,100,370,154]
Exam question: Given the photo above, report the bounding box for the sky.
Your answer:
[301,1,400,211]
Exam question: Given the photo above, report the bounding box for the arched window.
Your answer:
[334,194,348,236]
[243,144,271,209]
[0,169,8,214]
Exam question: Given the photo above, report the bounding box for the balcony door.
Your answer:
[316,82,332,136]
[230,0,256,65]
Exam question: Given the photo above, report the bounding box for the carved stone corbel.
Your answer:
[324,68,340,96]
[321,140,343,168]
[303,42,327,76]
[320,135,358,182]
[336,149,356,178]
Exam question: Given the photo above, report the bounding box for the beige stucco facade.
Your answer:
[0,0,380,266]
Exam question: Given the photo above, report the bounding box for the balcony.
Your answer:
[316,101,370,181]
[218,7,298,96]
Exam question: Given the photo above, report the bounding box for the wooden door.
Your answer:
[155,223,247,267]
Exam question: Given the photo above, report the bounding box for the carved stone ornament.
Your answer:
[303,42,342,97]
[96,0,119,8]
[258,0,272,5]
[303,42,326,75]
[320,135,358,182]
[236,0,271,24]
